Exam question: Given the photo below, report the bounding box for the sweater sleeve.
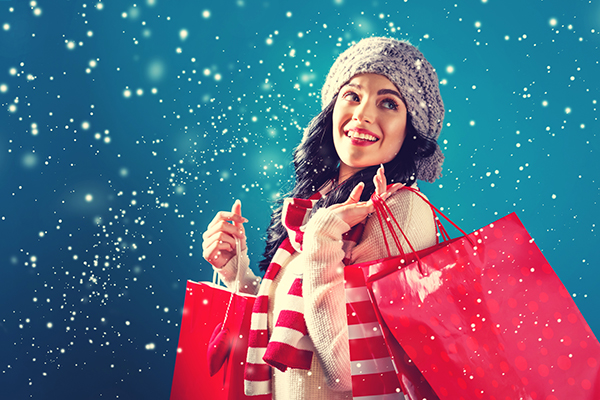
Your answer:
[301,188,438,392]
[214,248,261,295]
[301,207,353,392]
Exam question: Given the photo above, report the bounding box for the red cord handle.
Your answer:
[370,186,475,276]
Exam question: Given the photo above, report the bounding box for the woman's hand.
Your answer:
[202,200,248,269]
[329,165,404,227]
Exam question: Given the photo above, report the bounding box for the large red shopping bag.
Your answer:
[170,279,267,400]
[359,188,600,400]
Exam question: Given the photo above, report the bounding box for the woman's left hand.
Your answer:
[329,165,404,227]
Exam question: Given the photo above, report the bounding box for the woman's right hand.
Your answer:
[202,200,248,269]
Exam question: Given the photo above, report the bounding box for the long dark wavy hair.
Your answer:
[258,95,437,271]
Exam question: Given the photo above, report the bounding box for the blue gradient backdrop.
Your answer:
[1,0,598,398]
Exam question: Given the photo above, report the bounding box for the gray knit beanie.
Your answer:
[321,37,445,183]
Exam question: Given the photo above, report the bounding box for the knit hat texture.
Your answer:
[321,37,445,182]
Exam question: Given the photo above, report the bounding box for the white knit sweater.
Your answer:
[217,189,437,400]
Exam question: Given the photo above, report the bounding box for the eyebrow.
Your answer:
[346,83,404,101]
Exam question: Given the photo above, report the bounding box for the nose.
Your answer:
[352,100,375,124]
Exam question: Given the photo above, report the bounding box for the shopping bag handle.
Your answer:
[211,238,243,332]
[399,186,472,244]
[371,187,474,275]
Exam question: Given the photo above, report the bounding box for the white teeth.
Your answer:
[346,131,378,142]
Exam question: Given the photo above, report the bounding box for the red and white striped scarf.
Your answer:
[244,189,364,397]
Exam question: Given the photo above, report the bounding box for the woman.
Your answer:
[202,37,444,399]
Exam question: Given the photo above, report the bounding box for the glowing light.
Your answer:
[202,10,211,18]
[0,84,7,93]
[85,194,93,202]
[549,18,558,27]
[446,65,455,74]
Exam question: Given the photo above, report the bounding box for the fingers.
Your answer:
[208,206,247,229]
[374,164,386,197]
[202,230,236,253]
[231,199,244,228]
[202,219,245,242]
[373,165,405,200]
[202,239,234,269]
[344,182,364,205]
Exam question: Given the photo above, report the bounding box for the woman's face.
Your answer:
[332,73,408,182]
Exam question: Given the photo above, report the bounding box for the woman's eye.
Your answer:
[381,99,398,110]
[343,91,359,102]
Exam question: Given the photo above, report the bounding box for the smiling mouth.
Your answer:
[345,129,379,142]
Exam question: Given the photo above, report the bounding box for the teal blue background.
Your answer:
[1,0,598,398]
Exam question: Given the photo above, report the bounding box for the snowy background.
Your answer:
[1,0,598,398]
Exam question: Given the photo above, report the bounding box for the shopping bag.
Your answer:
[171,241,268,400]
[170,279,258,400]
[360,188,600,400]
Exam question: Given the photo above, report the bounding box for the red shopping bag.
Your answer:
[170,278,267,400]
[359,188,600,400]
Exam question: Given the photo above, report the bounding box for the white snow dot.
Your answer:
[446,65,454,74]
[0,84,7,93]
[85,194,93,202]
[202,10,211,18]
[179,29,188,41]
[3,23,9,31]
[123,89,132,98]
[549,18,558,27]
[565,107,571,114]
[81,121,90,130]
[551,194,557,200]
